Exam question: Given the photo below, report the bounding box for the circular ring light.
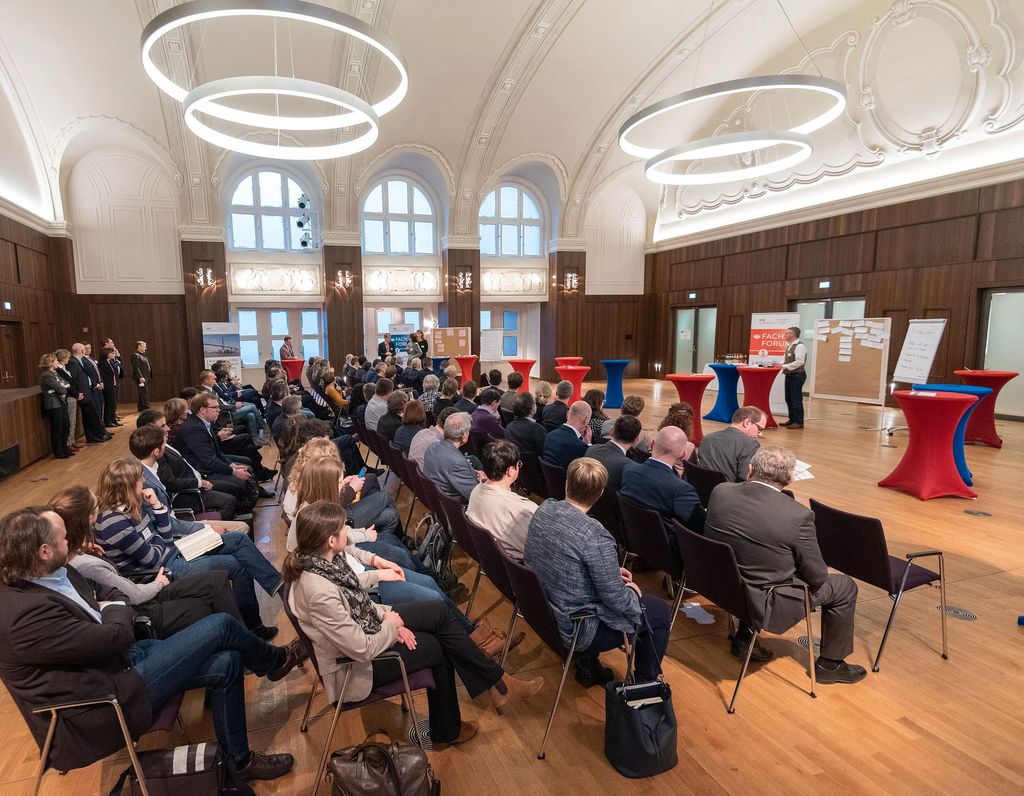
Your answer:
[644,130,813,185]
[618,74,846,159]
[183,76,379,160]
[142,0,408,128]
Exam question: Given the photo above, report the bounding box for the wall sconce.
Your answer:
[653,362,662,373]
[195,267,215,288]
[564,271,579,291]
[336,269,353,289]
[456,270,473,291]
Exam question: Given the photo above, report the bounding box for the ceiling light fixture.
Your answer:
[644,130,813,185]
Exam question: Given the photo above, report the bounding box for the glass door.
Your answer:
[791,298,866,391]
[673,307,717,374]
[980,288,1024,417]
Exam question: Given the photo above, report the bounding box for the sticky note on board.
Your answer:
[838,355,852,362]
[867,321,884,330]
[861,340,884,349]
[855,326,869,333]
[816,335,828,342]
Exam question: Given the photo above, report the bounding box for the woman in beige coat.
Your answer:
[284,501,542,748]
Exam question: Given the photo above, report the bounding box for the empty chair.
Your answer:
[538,459,567,501]
[682,459,728,507]
[618,495,687,630]
[809,499,947,672]
[671,522,816,713]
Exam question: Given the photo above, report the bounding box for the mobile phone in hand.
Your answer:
[357,467,367,478]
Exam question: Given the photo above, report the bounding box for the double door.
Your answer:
[673,307,717,374]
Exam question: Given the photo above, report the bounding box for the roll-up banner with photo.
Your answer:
[202,322,241,375]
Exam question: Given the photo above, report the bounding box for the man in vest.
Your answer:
[780,326,807,429]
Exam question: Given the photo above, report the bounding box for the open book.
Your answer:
[173,526,223,561]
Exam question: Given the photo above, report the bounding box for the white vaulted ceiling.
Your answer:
[2,0,1024,249]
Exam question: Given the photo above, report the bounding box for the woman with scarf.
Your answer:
[285,501,542,748]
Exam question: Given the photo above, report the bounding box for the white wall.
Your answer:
[584,183,645,295]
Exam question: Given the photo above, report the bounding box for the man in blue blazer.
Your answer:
[620,426,706,532]
[542,401,593,469]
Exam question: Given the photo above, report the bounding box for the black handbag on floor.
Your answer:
[603,611,678,778]
[108,743,255,795]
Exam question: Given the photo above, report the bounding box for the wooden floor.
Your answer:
[1,379,1022,795]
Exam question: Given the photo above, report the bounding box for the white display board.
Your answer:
[480,329,504,362]
[893,319,946,384]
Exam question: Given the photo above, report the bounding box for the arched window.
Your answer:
[361,176,437,255]
[478,184,543,257]
[228,168,316,252]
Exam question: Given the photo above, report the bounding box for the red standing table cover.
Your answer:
[506,358,536,393]
[554,356,583,367]
[281,358,305,383]
[665,374,715,444]
[454,355,478,389]
[954,369,1019,448]
[554,365,590,405]
[737,366,781,429]
[878,390,978,500]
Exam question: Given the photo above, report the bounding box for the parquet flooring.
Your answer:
[0,379,1021,795]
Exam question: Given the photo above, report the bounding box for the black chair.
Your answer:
[671,523,817,713]
[504,557,595,760]
[538,459,567,501]
[469,430,493,459]
[352,418,378,468]
[809,499,947,672]
[516,451,548,499]
[499,408,514,427]
[587,488,627,553]
[399,451,422,529]
[464,515,521,667]
[281,583,434,796]
[682,459,728,507]
[435,490,482,614]
[618,495,687,630]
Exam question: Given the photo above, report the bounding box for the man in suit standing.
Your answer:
[279,335,295,360]
[423,412,482,504]
[131,340,152,411]
[697,406,765,482]
[101,337,123,422]
[68,343,110,444]
[704,446,864,683]
[471,388,505,440]
[585,415,642,494]
[82,343,104,419]
[541,380,573,432]
[780,326,807,429]
[542,400,592,469]
[620,426,705,532]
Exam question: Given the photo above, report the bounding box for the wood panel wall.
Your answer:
[323,245,364,362]
[181,239,229,384]
[441,247,481,381]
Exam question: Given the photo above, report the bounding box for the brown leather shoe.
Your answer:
[432,720,479,750]
[489,674,544,715]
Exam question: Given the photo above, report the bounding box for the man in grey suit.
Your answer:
[704,445,865,684]
[697,406,764,482]
[422,412,482,504]
[584,415,641,494]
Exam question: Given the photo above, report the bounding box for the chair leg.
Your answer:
[499,607,520,669]
[175,712,189,743]
[113,700,151,796]
[395,659,424,747]
[465,565,482,618]
[32,711,59,796]
[872,592,904,673]
[802,587,816,699]
[537,622,583,760]
[405,495,418,530]
[667,577,686,634]
[300,678,320,732]
[937,554,948,660]
[313,668,351,796]
[727,629,759,714]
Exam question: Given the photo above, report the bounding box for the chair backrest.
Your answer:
[517,451,548,499]
[539,458,567,501]
[463,514,516,603]
[504,557,569,660]
[669,521,754,626]
[435,489,477,561]
[280,581,325,681]
[588,488,626,549]
[618,495,683,580]
[409,461,445,517]
[809,498,893,592]
[499,408,514,428]
[469,430,492,459]
[682,459,728,507]
[388,442,410,486]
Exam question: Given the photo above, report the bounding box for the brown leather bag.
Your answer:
[328,732,440,796]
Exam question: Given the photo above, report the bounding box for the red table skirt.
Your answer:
[954,369,1019,448]
[737,366,781,429]
[554,365,590,405]
[665,374,715,444]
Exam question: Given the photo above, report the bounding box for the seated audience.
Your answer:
[471,388,505,440]
[394,399,427,453]
[365,378,393,432]
[533,379,552,419]
[322,368,349,414]
[93,457,283,637]
[487,369,504,394]
[505,392,546,457]
[354,382,375,425]
[286,501,542,748]
[377,390,408,443]
[541,380,573,431]
[697,406,765,482]
[455,381,478,414]
[432,377,459,418]
[200,369,266,445]
[600,394,645,443]
[467,441,537,560]
[704,446,865,683]
[272,395,304,442]
[525,458,670,687]
[584,415,642,494]
[0,508,299,781]
[542,400,592,469]
[409,407,456,468]
[500,372,524,414]
[620,426,705,532]
[657,401,697,464]
[583,388,609,443]
[418,374,441,420]
[423,412,481,504]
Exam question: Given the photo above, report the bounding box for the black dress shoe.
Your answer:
[257,487,275,499]
[257,468,278,482]
[55,452,70,459]
[814,659,867,684]
[779,420,792,427]
[731,638,774,662]
[574,658,615,688]
[785,423,804,430]
[102,433,114,440]
[230,751,295,782]
[267,639,306,682]
[253,625,279,641]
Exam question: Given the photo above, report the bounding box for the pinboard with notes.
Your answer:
[810,317,892,404]
[431,327,472,359]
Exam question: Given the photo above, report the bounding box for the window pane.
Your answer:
[301,338,320,359]
[412,187,431,215]
[500,224,519,256]
[403,310,421,327]
[261,215,285,249]
[479,223,496,255]
[231,176,254,206]
[272,338,285,357]
[389,220,410,253]
[500,186,518,218]
[287,179,303,208]
[270,311,289,336]
[363,219,385,253]
[413,221,434,254]
[376,310,394,334]
[480,191,496,218]
[231,213,256,248]
[290,215,305,250]
[522,193,540,219]
[258,171,283,207]
[502,335,518,357]
[237,309,257,336]
[240,339,260,366]
[387,180,408,214]
[502,310,518,331]
[523,224,541,256]
[301,310,319,335]
[480,310,492,330]
[364,184,384,213]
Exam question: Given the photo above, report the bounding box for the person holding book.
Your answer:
[93,457,284,639]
